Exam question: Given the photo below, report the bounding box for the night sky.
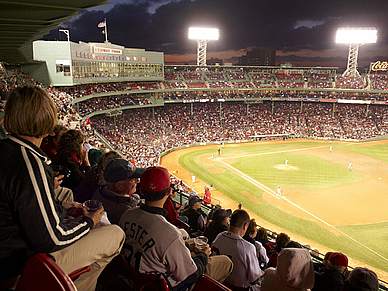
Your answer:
[44,0,388,68]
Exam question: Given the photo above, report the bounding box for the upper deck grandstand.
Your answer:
[2,33,388,290]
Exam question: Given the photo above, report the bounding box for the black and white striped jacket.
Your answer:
[0,135,93,281]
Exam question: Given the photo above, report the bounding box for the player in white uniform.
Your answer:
[285,159,288,166]
[212,210,262,290]
[348,162,352,171]
[276,187,282,197]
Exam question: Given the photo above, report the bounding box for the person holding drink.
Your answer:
[0,85,125,291]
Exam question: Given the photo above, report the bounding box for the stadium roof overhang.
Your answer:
[0,0,109,65]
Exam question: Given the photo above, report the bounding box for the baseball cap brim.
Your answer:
[189,196,203,205]
[130,167,145,179]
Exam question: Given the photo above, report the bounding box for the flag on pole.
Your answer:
[98,20,106,28]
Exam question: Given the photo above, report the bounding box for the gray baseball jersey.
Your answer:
[119,204,197,287]
[212,231,262,290]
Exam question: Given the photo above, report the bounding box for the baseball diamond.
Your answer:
[160,139,388,281]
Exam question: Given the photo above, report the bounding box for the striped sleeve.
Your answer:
[16,147,92,253]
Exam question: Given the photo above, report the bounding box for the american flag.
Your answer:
[98,20,106,28]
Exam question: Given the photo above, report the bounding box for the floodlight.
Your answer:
[188,27,219,40]
[336,27,378,78]
[188,27,219,66]
[336,28,377,44]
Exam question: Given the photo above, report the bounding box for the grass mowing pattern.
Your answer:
[178,141,388,272]
[233,152,361,191]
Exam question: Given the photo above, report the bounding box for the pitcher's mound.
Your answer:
[274,164,299,171]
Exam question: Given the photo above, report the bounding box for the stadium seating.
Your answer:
[192,275,231,291]
[118,256,172,291]
[15,253,77,291]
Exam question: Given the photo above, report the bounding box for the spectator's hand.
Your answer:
[82,149,90,167]
[62,201,83,209]
[201,244,212,257]
[194,244,211,257]
[54,174,64,189]
[83,206,104,228]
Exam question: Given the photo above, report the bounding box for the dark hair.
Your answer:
[276,233,290,248]
[230,209,250,228]
[245,219,258,236]
[256,227,269,243]
[4,85,57,137]
[141,188,169,202]
[56,129,84,162]
[323,252,333,262]
[285,240,302,248]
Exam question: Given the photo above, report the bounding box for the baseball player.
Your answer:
[348,162,352,171]
[192,174,196,183]
[329,146,333,153]
[212,210,262,290]
[285,159,288,166]
[276,187,282,197]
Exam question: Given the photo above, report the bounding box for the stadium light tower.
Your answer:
[189,27,219,67]
[336,27,377,78]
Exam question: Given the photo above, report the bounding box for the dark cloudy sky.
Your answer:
[44,0,388,68]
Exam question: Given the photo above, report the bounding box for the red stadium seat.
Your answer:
[118,255,171,291]
[173,218,190,231]
[222,282,251,291]
[15,253,77,291]
[192,274,231,291]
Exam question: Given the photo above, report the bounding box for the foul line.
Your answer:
[220,145,326,160]
[216,149,388,263]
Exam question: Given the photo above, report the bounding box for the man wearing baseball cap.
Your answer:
[343,267,379,291]
[312,252,348,291]
[181,195,206,233]
[118,166,233,289]
[91,158,145,224]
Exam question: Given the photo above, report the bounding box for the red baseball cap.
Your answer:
[140,166,170,192]
[329,252,348,267]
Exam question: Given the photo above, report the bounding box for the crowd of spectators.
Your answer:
[37,70,388,95]
[370,74,388,91]
[228,71,247,80]
[77,95,152,117]
[1,71,387,290]
[336,76,366,90]
[0,69,43,100]
[90,101,388,169]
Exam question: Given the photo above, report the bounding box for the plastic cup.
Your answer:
[194,236,208,251]
[83,200,102,212]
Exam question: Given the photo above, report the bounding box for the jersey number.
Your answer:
[124,243,142,271]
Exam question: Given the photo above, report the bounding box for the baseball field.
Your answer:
[160,139,388,281]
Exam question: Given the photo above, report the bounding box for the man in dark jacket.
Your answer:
[204,208,231,245]
[312,252,348,291]
[181,196,206,232]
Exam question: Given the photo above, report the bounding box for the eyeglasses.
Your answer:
[126,178,140,183]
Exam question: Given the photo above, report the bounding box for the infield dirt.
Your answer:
[160,139,388,281]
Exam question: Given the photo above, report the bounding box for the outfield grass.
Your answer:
[178,141,388,273]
